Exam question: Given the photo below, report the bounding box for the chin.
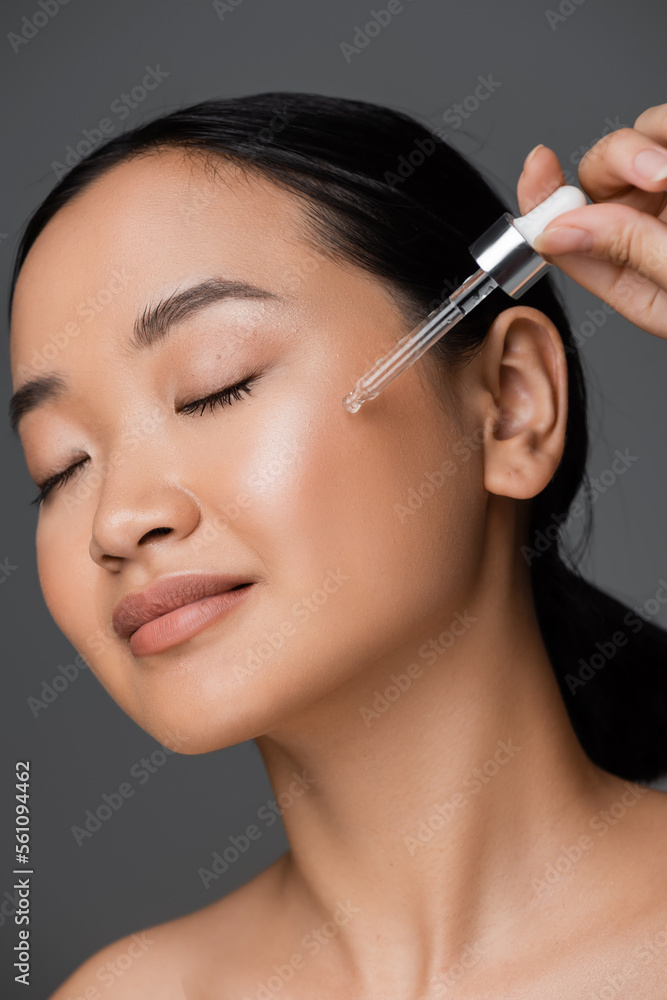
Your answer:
[126,682,283,756]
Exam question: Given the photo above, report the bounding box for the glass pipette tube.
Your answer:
[342,270,497,413]
[342,183,587,414]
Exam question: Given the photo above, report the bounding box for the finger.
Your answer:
[518,127,667,220]
[532,201,667,339]
[632,103,667,142]
[516,144,567,215]
[576,126,667,215]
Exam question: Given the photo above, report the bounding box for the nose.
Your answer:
[88,459,202,567]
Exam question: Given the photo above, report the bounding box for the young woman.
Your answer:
[8,92,667,998]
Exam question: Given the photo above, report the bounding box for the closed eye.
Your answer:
[29,375,260,509]
[178,376,257,416]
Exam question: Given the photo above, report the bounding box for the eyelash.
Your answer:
[29,376,258,509]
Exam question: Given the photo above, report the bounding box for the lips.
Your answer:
[112,573,254,643]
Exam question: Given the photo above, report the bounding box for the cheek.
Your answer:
[210,375,485,662]
[175,378,490,744]
[37,553,135,729]
[35,520,139,721]
[36,517,94,646]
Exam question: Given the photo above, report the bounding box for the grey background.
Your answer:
[1,0,667,995]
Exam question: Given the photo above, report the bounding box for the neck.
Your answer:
[253,545,620,991]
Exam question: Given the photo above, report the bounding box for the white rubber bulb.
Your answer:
[512,184,588,247]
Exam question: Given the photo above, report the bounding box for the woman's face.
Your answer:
[9,150,488,752]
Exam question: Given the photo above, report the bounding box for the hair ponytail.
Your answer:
[531,547,667,783]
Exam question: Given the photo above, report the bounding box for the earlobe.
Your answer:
[480,306,568,500]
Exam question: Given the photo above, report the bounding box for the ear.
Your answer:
[476,305,568,500]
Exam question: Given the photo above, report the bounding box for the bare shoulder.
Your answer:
[628,782,667,886]
[588,781,667,982]
[47,921,188,999]
[48,854,289,999]
[599,781,667,905]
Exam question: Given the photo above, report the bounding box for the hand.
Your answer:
[517,103,667,340]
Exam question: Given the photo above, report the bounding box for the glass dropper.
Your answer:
[342,184,587,414]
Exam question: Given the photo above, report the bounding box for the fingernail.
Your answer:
[533,226,594,254]
[524,143,545,169]
[633,148,667,182]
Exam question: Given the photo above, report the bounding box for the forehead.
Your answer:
[9,150,317,378]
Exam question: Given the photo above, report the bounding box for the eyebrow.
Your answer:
[8,277,286,434]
